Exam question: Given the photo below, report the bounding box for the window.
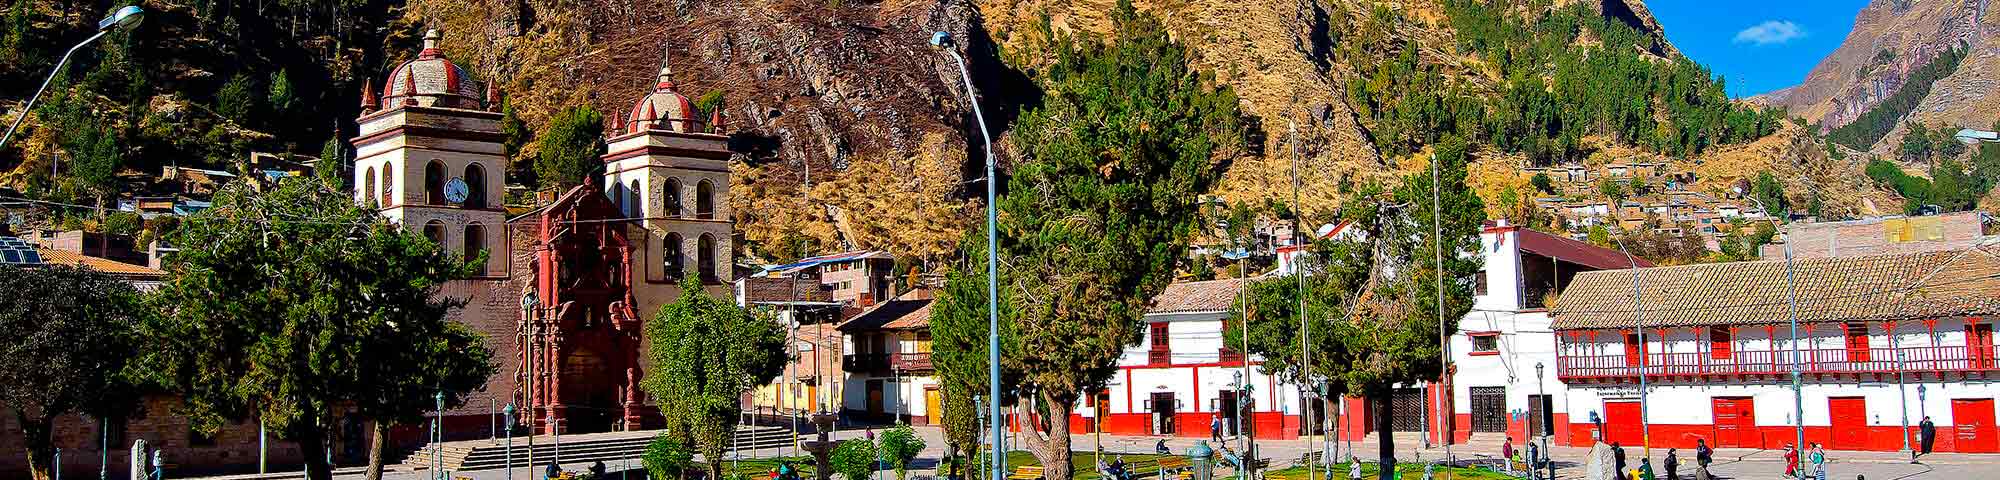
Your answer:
[697,233,717,281]
[1148,322,1171,365]
[1710,326,1732,360]
[381,164,396,206]
[464,163,487,209]
[425,160,447,205]
[463,223,486,275]
[663,233,684,279]
[424,220,446,245]
[696,180,715,219]
[364,167,377,205]
[628,180,643,218]
[612,181,627,214]
[1473,270,1488,295]
[1469,333,1499,354]
[663,178,683,217]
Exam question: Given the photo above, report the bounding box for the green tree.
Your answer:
[1597,176,1623,202]
[268,69,297,119]
[1351,136,1484,478]
[144,178,491,480]
[641,276,788,480]
[926,243,1019,479]
[982,2,1244,477]
[1752,171,1788,215]
[318,136,347,189]
[879,424,927,480]
[533,105,605,191]
[644,433,696,480]
[500,102,537,188]
[102,211,141,236]
[830,437,878,480]
[1529,173,1554,194]
[0,264,147,480]
[216,73,258,123]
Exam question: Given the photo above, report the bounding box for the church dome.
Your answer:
[381,29,485,110]
[625,62,700,133]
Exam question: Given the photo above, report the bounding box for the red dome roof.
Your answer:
[381,30,486,110]
[625,62,699,133]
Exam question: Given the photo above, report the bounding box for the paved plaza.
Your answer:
[189,426,2000,480]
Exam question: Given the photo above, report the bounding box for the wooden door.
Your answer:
[1828,397,1868,450]
[1219,390,1240,436]
[1151,392,1178,435]
[1470,387,1507,433]
[1970,324,1995,369]
[925,388,943,426]
[1605,401,1642,445]
[1711,397,1755,448]
[1952,399,1997,453]
[866,379,884,417]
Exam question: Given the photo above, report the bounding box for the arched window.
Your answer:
[363,167,377,206]
[381,164,396,206]
[464,163,487,209]
[425,160,447,205]
[663,178,683,217]
[697,233,717,282]
[423,220,446,245]
[663,233,684,279]
[696,180,714,220]
[464,223,486,275]
[628,180,642,218]
[612,181,627,215]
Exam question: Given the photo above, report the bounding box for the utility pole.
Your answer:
[1430,152,1451,463]
[1288,119,1314,480]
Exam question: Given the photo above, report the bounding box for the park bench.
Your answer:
[1155,456,1192,478]
[1295,451,1329,467]
[1008,465,1046,480]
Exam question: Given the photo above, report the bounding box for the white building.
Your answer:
[840,289,941,424]
[1549,245,2000,452]
[1081,278,1308,440]
[1446,222,1647,445]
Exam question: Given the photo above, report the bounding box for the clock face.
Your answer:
[445,177,470,204]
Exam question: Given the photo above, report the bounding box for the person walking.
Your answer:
[1611,442,1627,480]
[1919,416,1936,456]
[1792,444,1808,478]
[150,449,164,480]
[1810,443,1827,480]
[1664,448,1679,480]
[1695,439,1712,469]
[1502,438,1515,474]
[1211,414,1225,442]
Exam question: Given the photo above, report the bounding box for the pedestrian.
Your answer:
[1919,416,1936,456]
[1611,442,1627,480]
[1664,448,1679,480]
[1638,457,1656,480]
[546,461,562,480]
[1783,444,1799,479]
[1591,410,1604,440]
[1502,438,1514,473]
[1526,441,1540,480]
[1212,414,1225,442]
[150,449,164,480]
[1810,443,1826,480]
[1695,438,1712,468]
[1349,459,1362,480]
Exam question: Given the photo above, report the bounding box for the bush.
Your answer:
[879,425,927,480]
[645,433,694,480]
[830,437,878,480]
[102,211,142,236]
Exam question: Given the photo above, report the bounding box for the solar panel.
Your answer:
[0,236,41,265]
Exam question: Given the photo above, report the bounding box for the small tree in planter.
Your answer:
[645,433,695,480]
[831,437,879,480]
[879,425,928,480]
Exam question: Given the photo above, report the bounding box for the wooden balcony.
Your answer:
[1557,345,2000,381]
[893,352,933,372]
[1148,349,1172,366]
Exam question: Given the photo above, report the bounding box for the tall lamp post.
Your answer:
[1535,362,1549,480]
[504,404,517,480]
[0,5,144,151]
[1604,230,1647,457]
[1738,186,1802,455]
[931,30,1005,480]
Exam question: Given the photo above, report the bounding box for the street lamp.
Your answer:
[932,30,1006,480]
[1737,185,1803,458]
[0,5,143,151]
[504,404,516,480]
[1535,362,1548,480]
[1603,230,1648,457]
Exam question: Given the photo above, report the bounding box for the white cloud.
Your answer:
[1734,20,1807,46]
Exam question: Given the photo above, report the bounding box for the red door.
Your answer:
[1624,332,1644,368]
[1605,401,1643,445]
[1828,397,1867,450]
[1970,324,1994,369]
[1711,397,1756,448]
[1952,399,1997,453]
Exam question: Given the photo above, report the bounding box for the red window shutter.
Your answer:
[1846,323,1871,362]
[1710,326,1732,360]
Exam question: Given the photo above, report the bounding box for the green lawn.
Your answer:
[985,451,1182,480]
[717,455,820,479]
[1263,462,1515,480]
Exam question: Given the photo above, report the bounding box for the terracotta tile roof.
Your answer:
[1148,278,1248,314]
[840,290,933,331]
[1550,246,2000,330]
[36,249,165,279]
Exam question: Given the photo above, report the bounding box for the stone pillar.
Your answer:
[129,439,147,480]
[623,367,643,430]
[547,331,566,434]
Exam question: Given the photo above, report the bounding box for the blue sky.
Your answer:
[1646,0,1872,98]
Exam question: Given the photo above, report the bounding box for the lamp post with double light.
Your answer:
[0,5,144,151]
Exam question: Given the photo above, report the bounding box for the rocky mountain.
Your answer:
[1755,0,1999,153]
